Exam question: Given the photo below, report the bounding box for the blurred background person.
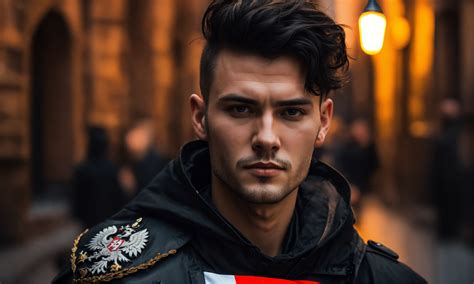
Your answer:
[119,119,168,197]
[72,126,125,229]
[338,118,379,209]
[428,97,474,283]
[430,97,473,243]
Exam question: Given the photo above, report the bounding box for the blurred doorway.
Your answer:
[30,11,73,197]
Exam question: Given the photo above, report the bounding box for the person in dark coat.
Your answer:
[55,1,425,283]
[430,98,473,243]
[338,119,379,206]
[72,126,125,229]
[119,120,168,196]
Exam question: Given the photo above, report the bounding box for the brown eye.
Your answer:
[281,108,304,118]
[233,105,250,113]
[227,105,253,118]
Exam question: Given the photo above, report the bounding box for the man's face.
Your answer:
[191,50,332,204]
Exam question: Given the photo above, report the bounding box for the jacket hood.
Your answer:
[126,140,357,276]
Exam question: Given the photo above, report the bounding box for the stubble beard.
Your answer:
[206,117,302,205]
[211,159,299,205]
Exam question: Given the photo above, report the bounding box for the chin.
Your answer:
[234,184,294,205]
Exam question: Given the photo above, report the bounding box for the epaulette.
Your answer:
[70,217,178,283]
[366,240,399,261]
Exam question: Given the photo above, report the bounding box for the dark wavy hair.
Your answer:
[200,0,349,102]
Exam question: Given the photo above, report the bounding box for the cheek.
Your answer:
[207,118,248,160]
[284,125,318,167]
[284,123,319,150]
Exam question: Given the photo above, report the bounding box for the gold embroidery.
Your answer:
[110,263,122,272]
[73,249,177,283]
[132,217,143,229]
[70,229,89,273]
[78,251,88,263]
[79,268,88,278]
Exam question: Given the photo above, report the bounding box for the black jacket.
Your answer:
[54,141,426,283]
[132,149,168,194]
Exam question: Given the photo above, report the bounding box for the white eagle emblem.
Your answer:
[85,219,149,275]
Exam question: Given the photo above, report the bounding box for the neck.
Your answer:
[211,178,298,257]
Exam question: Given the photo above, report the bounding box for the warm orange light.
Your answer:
[408,0,435,137]
[359,11,387,55]
[392,16,411,49]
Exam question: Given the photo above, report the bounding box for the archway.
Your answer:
[30,10,73,196]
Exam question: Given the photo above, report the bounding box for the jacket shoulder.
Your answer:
[59,212,191,283]
[355,240,427,284]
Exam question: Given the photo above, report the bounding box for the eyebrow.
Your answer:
[218,94,259,105]
[274,98,313,107]
[218,94,313,107]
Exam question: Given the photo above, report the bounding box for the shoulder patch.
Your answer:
[367,240,399,261]
[70,217,177,282]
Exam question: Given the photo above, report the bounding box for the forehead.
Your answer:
[209,50,308,100]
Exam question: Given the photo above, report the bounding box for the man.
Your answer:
[431,98,472,243]
[54,1,426,283]
[119,119,168,196]
[338,119,379,207]
[72,126,125,229]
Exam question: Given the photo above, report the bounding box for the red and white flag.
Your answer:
[204,272,319,284]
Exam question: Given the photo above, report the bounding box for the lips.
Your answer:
[243,162,285,177]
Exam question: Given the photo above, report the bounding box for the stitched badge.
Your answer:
[81,218,149,275]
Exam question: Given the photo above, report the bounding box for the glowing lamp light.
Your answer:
[359,0,387,55]
[392,16,411,49]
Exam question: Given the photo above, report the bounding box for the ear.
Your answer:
[190,93,207,140]
[315,98,333,148]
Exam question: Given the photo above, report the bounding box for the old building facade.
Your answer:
[0,0,209,243]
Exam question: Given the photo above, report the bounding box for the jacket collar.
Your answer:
[129,140,356,276]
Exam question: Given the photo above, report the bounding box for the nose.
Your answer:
[252,112,280,156]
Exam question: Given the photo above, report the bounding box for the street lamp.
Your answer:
[359,0,386,55]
